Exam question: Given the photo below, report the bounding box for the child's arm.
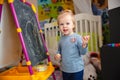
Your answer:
[54,41,61,61]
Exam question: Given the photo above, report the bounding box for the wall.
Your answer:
[108,0,120,10]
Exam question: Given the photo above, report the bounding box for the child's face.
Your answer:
[58,14,74,36]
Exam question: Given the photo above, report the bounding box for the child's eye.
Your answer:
[59,23,64,26]
[66,22,70,25]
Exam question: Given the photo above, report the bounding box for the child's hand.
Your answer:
[54,54,61,61]
[82,35,90,48]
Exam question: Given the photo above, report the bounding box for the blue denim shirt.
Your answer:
[57,33,88,73]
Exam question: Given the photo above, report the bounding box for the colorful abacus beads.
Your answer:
[107,43,120,47]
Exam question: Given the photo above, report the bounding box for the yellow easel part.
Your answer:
[48,62,52,66]
[0,0,4,4]
[8,0,14,3]
[31,4,36,13]
[26,61,31,66]
[17,28,22,32]
[39,29,43,33]
[31,75,38,80]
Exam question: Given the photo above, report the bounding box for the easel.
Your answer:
[0,0,56,80]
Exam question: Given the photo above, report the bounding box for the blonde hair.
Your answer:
[57,10,76,31]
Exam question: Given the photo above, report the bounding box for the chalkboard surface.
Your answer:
[13,0,47,66]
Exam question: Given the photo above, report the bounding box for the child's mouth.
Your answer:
[63,29,68,32]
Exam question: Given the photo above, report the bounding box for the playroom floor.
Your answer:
[48,70,63,80]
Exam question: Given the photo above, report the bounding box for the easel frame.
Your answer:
[0,0,56,80]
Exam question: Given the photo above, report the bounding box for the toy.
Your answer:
[82,52,101,80]
[90,52,101,72]
[0,0,56,80]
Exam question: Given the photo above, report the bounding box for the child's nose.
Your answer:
[63,24,67,27]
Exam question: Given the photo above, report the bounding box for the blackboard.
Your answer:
[108,7,120,43]
[13,0,47,66]
[100,46,120,80]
